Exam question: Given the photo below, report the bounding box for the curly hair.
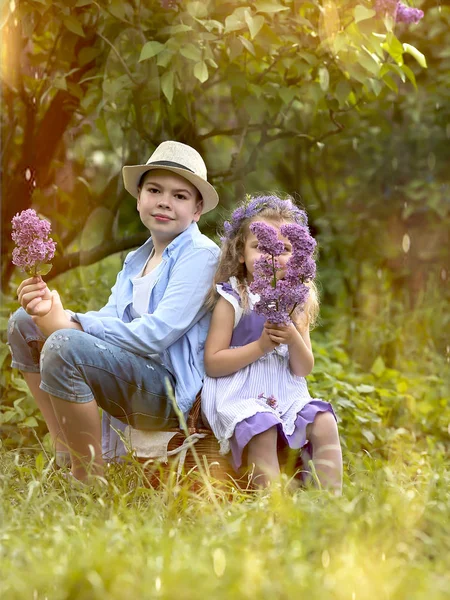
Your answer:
[206,194,320,328]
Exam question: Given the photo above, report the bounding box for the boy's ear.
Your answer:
[192,198,203,222]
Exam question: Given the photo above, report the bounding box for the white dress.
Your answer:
[201,278,322,456]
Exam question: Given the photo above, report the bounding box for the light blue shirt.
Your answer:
[72,222,220,416]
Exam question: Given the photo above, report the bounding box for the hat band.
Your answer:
[147,160,195,174]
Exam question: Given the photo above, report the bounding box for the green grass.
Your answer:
[0,447,449,600]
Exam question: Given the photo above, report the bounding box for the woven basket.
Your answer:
[138,394,307,489]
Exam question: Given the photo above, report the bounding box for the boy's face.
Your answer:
[239,219,292,282]
[137,169,203,243]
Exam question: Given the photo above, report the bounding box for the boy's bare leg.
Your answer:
[247,426,280,488]
[49,394,104,482]
[22,372,69,458]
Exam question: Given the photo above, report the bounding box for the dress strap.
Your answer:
[217,279,243,328]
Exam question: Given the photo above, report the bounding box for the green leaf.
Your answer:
[63,16,85,37]
[370,356,386,377]
[225,13,246,33]
[180,43,202,62]
[382,33,404,66]
[35,263,53,276]
[255,1,289,13]
[20,416,39,428]
[354,5,375,23]
[362,429,375,444]
[400,64,417,89]
[194,61,209,83]
[160,24,193,35]
[157,50,173,68]
[382,73,398,93]
[161,71,174,103]
[187,1,208,18]
[335,80,351,107]
[244,11,264,39]
[53,76,67,91]
[139,41,165,61]
[403,43,427,68]
[109,0,126,20]
[356,384,375,394]
[238,35,256,56]
[278,87,296,105]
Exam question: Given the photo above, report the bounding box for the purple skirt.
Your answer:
[229,400,336,471]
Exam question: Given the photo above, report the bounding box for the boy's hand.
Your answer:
[33,289,76,336]
[265,322,301,346]
[17,277,53,318]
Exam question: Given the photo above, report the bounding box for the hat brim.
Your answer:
[122,164,219,215]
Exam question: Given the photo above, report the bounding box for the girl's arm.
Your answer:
[204,298,278,378]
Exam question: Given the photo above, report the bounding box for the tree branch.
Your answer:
[47,232,149,281]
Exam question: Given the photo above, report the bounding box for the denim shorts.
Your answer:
[7,308,178,430]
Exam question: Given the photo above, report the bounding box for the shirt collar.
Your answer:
[163,222,200,258]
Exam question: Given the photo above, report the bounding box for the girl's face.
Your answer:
[239,219,293,282]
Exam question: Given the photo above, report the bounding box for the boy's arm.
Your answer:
[33,291,83,336]
[204,298,279,378]
[73,247,219,355]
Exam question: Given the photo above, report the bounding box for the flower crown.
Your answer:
[222,195,309,241]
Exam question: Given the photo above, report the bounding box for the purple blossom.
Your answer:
[11,209,56,275]
[250,221,285,256]
[396,2,424,23]
[249,221,316,325]
[258,393,278,409]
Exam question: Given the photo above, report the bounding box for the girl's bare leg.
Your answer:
[49,394,104,482]
[22,372,69,463]
[306,411,343,494]
[247,426,280,488]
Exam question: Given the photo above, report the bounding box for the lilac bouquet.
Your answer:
[11,209,56,276]
[249,221,316,325]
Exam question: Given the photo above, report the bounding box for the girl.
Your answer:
[201,195,343,492]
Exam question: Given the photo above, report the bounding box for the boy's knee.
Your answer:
[41,329,86,369]
[7,308,37,344]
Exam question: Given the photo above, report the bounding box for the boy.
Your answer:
[9,141,220,482]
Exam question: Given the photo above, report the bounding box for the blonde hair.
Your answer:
[206,195,320,329]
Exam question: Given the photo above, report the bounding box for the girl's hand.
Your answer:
[257,325,280,354]
[265,322,301,346]
[17,277,53,318]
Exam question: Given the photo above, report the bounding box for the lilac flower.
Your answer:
[396,2,424,23]
[258,393,278,409]
[11,209,56,276]
[250,221,285,256]
[249,221,316,325]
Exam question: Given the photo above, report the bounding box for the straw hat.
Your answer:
[122,141,219,214]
